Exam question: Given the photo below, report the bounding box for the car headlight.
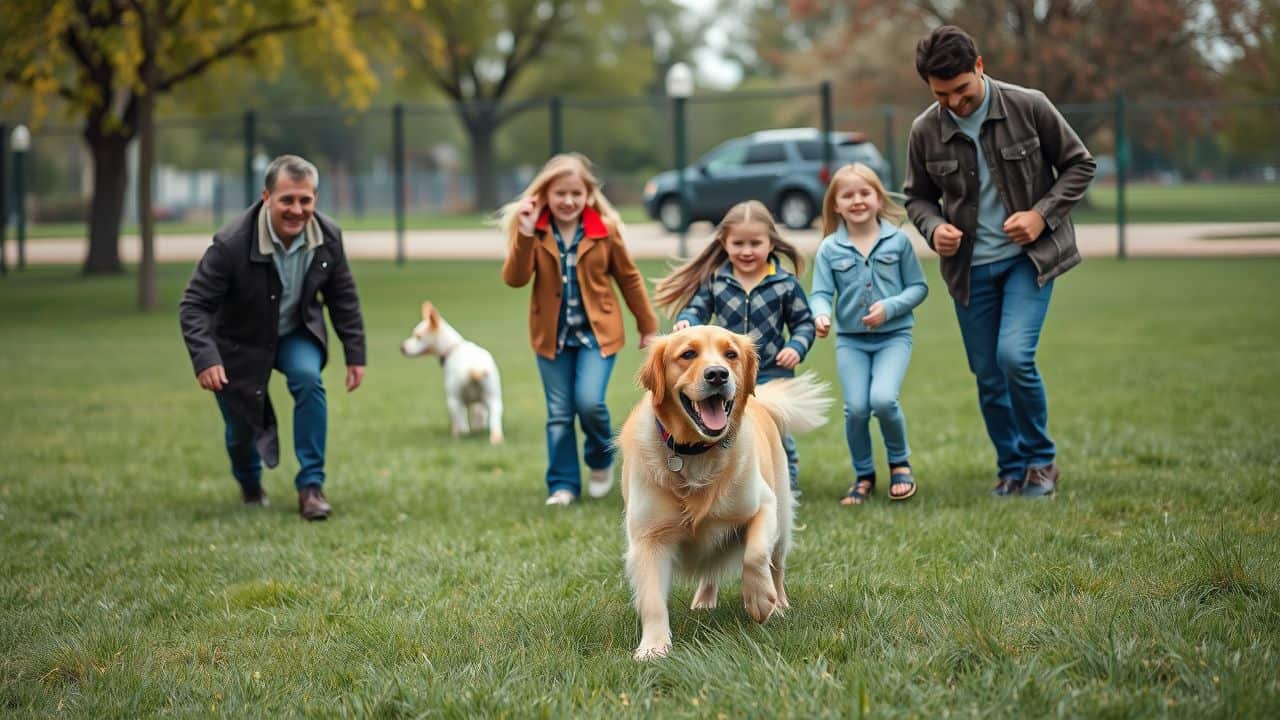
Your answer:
[643,181,657,199]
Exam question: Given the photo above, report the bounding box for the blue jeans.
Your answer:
[758,369,800,490]
[535,346,617,496]
[954,254,1055,480]
[835,329,914,477]
[215,330,327,491]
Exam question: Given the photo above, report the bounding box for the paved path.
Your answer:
[8,221,1280,266]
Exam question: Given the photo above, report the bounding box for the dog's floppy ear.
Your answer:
[637,336,669,407]
[737,333,758,399]
[421,301,440,330]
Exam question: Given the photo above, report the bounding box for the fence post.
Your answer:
[883,106,898,190]
[0,121,6,277]
[393,103,406,266]
[820,81,833,183]
[243,110,256,207]
[1114,92,1127,260]
[549,96,563,155]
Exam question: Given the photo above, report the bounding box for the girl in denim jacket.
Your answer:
[652,200,816,492]
[811,164,928,505]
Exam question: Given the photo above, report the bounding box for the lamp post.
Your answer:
[665,62,693,258]
[11,124,30,271]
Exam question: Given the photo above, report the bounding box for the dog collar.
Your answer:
[654,418,729,456]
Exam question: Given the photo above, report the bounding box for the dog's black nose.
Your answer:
[703,365,729,386]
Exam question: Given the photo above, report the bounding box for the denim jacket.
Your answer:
[676,258,815,377]
[810,219,928,335]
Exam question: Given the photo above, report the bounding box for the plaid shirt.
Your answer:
[551,221,597,351]
[676,258,815,375]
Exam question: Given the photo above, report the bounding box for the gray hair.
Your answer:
[264,155,320,193]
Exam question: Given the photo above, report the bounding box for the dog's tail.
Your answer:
[752,372,832,435]
[468,367,490,383]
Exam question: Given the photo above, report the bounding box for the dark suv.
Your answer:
[642,127,890,231]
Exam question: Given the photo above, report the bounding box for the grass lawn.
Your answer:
[1076,182,1280,224]
[2,257,1278,717]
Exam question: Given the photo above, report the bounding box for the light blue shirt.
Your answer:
[947,77,1024,266]
[810,219,928,335]
[267,220,315,336]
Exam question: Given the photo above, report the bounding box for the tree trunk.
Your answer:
[83,133,129,275]
[137,13,158,312]
[463,110,500,213]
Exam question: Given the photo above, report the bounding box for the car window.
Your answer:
[703,141,748,174]
[744,142,787,165]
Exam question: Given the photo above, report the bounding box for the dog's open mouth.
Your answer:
[679,392,734,437]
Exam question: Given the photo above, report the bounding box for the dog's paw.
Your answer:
[633,641,671,661]
[742,572,778,623]
[489,430,504,445]
[690,581,718,610]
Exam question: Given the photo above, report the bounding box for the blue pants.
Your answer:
[835,329,914,477]
[757,370,800,490]
[535,346,617,497]
[215,330,327,491]
[954,254,1055,480]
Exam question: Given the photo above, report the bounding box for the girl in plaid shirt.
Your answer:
[652,200,816,492]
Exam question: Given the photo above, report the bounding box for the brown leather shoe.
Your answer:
[1022,463,1059,498]
[241,484,269,507]
[298,486,331,520]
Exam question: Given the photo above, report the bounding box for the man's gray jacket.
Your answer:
[903,76,1096,305]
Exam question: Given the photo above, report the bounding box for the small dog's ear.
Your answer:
[422,301,440,330]
[637,336,668,407]
[738,333,758,399]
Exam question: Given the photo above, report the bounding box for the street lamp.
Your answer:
[665,62,694,257]
[11,124,30,271]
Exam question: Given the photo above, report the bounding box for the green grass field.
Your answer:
[2,258,1279,717]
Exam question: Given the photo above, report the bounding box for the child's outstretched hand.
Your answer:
[862,302,886,329]
[517,196,542,236]
[671,320,691,332]
[639,332,658,349]
[775,347,800,369]
[814,315,832,338]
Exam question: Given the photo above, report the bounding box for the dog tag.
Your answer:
[666,455,684,473]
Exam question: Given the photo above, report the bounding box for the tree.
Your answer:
[386,0,691,212]
[0,0,375,286]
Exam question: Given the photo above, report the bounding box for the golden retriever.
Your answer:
[618,325,831,660]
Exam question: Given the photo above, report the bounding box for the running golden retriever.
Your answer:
[618,325,831,660]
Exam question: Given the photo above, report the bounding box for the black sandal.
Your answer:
[841,478,875,506]
[888,471,917,501]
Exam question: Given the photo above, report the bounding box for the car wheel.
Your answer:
[658,196,685,233]
[778,192,815,230]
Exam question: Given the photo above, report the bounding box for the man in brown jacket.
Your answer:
[903,26,1095,498]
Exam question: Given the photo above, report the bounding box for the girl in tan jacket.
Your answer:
[501,154,659,506]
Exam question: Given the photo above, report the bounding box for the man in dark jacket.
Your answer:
[903,26,1095,499]
[180,155,366,520]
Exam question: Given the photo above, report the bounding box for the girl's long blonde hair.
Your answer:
[652,200,805,318]
[820,162,907,236]
[498,153,622,247]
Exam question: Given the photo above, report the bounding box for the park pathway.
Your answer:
[7,221,1280,267]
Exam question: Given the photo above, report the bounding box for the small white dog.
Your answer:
[400,301,504,444]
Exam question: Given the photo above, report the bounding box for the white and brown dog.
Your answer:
[400,301,504,444]
[617,325,831,660]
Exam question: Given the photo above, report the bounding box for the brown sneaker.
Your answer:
[298,486,331,520]
[1022,463,1059,498]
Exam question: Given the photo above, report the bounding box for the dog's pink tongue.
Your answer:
[696,398,728,432]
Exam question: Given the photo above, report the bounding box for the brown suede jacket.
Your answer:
[904,76,1096,305]
[502,206,658,359]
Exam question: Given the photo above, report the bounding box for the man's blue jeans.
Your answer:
[535,346,617,497]
[954,254,1055,480]
[215,330,327,492]
[835,329,914,477]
